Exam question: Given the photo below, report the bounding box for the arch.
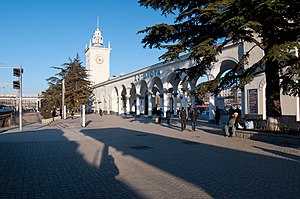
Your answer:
[111,87,119,114]
[138,80,148,115]
[166,72,181,89]
[121,85,127,96]
[216,59,239,79]
[147,77,164,113]
[208,58,242,121]
[139,80,148,97]
[149,76,163,93]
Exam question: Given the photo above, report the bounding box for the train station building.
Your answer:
[85,25,300,127]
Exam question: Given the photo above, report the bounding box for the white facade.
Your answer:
[86,27,300,125]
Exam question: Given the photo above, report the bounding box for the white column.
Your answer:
[116,96,120,115]
[209,94,215,121]
[126,95,130,115]
[148,93,152,117]
[173,93,178,116]
[97,101,100,113]
[136,95,140,116]
[63,105,66,119]
[119,96,123,115]
[107,96,110,115]
[183,92,188,109]
[140,97,145,114]
[163,93,169,117]
[94,101,97,113]
[81,105,85,127]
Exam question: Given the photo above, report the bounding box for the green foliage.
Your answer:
[40,54,92,115]
[40,83,61,118]
[139,0,300,118]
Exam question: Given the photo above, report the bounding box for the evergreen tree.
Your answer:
[138,0,300,123]
[40,83,61,118]
[41,54,92,117]
[63,54,92,111]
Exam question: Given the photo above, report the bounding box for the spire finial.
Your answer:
[97,16,99,29]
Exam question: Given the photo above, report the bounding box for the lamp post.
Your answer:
[62,79,66,119]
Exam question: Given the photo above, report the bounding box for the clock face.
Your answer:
[96,56,104,64]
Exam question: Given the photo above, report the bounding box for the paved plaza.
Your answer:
[0,114,299,199]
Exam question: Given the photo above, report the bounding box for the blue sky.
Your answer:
[0,0,173,95]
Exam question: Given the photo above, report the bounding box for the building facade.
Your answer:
[0,94,39,112]
[86,25,300,128]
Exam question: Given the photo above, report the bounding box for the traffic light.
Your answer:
[13,68,23,77]
[13,81,20,89]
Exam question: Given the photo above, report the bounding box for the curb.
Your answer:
[235,130,300,146]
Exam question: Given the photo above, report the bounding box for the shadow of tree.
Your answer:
[81,127,300,199]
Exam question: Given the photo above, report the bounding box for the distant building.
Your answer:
[0,94,39,112]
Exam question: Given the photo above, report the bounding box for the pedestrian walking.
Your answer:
[71,109,74,119]
[52,108,56,121]
[215,106,221,125]
[179,107,187,131]
[156,108,163,124]
[166,109,171,125]
[191,108,199,131]
[99,109,103,116]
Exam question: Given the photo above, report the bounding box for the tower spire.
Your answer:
[92,16,103,46]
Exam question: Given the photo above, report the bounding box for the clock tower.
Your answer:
[85,19,111,85]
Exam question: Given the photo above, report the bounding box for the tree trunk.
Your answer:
[265,59,282,131]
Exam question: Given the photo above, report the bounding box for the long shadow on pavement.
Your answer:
[0,129,142,199]
[81,127,300,199]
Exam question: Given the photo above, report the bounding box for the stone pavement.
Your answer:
[0,114,299,199]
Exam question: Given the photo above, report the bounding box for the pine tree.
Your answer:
[41,54,92,117]
[63,54,92,111]
[138,0,300,123]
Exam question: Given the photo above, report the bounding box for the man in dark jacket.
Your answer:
[180,107,187,131]
[52,108,56,121]
[191,108,199,131]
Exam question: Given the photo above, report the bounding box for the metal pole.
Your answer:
[81,104,85,127]
[62,79,66,119]
[19,65,23,131]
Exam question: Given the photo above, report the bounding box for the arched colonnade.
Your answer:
[93,42,250,120]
